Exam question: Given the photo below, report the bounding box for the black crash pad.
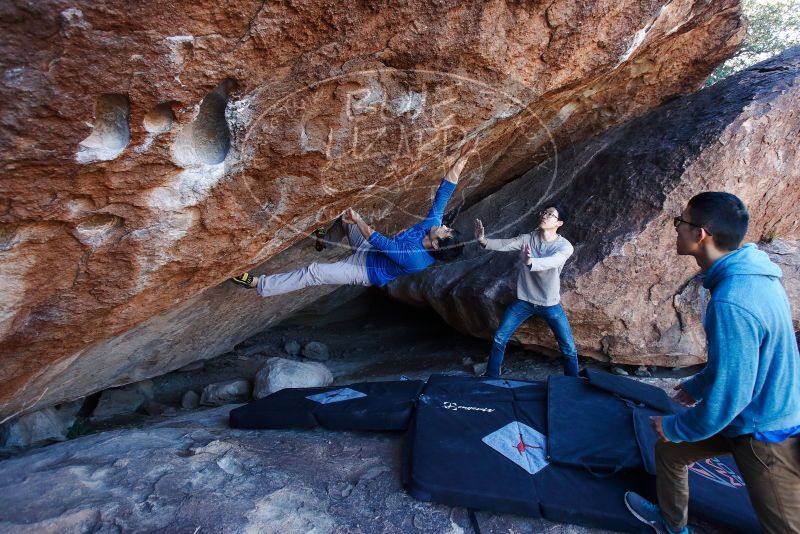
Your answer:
[231,374,761,533]
[547,375,665,472]
[405,376,653,532]
[407,375,760,533]
[229,380,424,431]
[581,368,679,414]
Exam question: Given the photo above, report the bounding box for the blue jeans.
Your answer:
[486,299,579,377]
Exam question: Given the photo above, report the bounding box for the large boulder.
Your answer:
[765,239,800,331]
[91,389,146,420]
[0,0,744,418]
[0,401,82,448]
[253,358,333,398]
[387,49,800,367]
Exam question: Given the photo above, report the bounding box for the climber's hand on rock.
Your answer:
[459,137,479,160]
[342,208,361,225]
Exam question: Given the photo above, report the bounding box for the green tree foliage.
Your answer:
[708,0,800,85]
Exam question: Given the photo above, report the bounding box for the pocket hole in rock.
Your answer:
[75,214,124,247]
[76,94,131,163]
[172,79,237,167]
[143,103,174,134]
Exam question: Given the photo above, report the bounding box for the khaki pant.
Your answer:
[656,434,800,533]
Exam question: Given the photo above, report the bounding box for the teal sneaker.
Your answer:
[624,491,689,534]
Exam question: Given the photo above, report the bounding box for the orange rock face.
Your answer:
[387,49,800,367]
[0,0,743,418]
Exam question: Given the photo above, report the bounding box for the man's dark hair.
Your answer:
[687,192,749,251]
[551,203,568,225]
[430,230,464,262]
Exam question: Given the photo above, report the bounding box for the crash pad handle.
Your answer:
[582,457,624,477]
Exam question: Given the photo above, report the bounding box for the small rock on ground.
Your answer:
[200,380,251,406]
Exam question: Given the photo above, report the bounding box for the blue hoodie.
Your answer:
[662,243,800,443]
[365,180,456,287]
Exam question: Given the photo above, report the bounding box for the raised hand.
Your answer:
[474,219,486,244]
[341,208,361,225]
[445,137,480,185]
[459,137,479,159]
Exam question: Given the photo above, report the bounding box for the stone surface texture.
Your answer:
[91,389,146,420]
[181,390,200,410]
[0,401,81,448]
[199,380,251,407]
[302,341,330,362]
[0,1,745,419]
[253,357,334,399]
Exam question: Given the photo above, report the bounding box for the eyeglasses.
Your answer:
[673,216,712,235]
[539,210,560,220]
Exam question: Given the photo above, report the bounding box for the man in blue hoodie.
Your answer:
[230,139,477,296]
[625,192,800,534]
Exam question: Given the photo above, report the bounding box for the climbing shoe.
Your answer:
[231,272,257,289]
[312,227,327,251]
